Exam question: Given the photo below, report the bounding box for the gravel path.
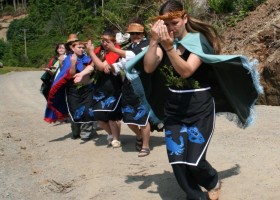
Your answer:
[0,71,279,200]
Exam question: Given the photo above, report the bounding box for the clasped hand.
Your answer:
[149,20,174,51]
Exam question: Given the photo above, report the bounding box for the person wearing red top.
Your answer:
[74,29,123,148]
[94,45,120,65]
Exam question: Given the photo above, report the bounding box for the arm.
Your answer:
[111,50,136,75]
[43,57,55,75]
[166,51,202,78]
[105,40,126,58]
[159,24,201,78]
[85,40,108,72]
[73,64,94,83]
[68,54,77,77]
[144,20,164,73]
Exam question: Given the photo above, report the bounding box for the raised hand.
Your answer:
[158,21,174,51]
[70,53,77,64]
[86,40,94,52]
[148,20,164,42]
[103,40,115,52]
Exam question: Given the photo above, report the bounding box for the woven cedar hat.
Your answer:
[66,33,87,46]
[66,33,79,43]
[126,23,145,33]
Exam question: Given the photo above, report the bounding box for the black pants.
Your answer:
[71,122,94,139]
[171,157,218,200]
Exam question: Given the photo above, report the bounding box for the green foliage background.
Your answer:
[0,0,265,68]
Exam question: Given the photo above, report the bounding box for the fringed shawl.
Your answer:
[125,32,263,128]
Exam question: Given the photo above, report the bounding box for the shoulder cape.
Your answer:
[125,32,263,128]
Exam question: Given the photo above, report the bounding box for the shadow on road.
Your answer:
[125,164,240,200]
[47,131,166,151]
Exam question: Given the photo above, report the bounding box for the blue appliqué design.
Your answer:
[121,105,135,114]
[180,124,205,144]
[101,96,116,109]
[88,108,95,117]
[74,105,85,120]
[133,105,147,120]
[93,92,105,101]
[165,130,185,156]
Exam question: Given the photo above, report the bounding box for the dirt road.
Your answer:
[0,71,279,200]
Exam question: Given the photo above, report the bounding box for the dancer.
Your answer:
[44,34,96,141]
[74,29,122,148]
[40,43,66,100]
[107,18,152,157]
[142,0,263,199]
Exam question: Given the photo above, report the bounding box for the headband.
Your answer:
[151,10,186,21]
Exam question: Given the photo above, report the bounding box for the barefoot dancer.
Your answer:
[142,1,263,199]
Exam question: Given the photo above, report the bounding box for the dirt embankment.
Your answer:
[0,14,27,41]
[222,0,280,106]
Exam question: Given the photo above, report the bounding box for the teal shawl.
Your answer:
[125,32,263,129]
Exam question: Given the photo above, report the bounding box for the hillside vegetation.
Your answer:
[1,0,279,106]
[0,0,265,68]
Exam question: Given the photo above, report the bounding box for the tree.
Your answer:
[13,0,16,11]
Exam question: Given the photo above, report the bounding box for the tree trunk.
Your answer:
[93,2,96,16]
[13,0,16,11]
[23,0,27,9]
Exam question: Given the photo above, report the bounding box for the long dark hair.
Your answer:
[159,0,223,54]
[54,43,65,57]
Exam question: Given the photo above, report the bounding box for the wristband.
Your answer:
[166,46,174,52]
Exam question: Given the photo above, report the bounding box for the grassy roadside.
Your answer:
[0,67,40,75]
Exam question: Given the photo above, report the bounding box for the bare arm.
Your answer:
[86,40,109,72]
[166,50,202,78]
[144,40,163,73]
[159,24,202,78]
[105,40,126,58]
[69,54,77,77]
[73,64,94,83]
[144,20,164,73]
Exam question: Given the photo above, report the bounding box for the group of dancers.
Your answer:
[42,1,263,199]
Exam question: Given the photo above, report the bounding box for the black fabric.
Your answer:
[94,103,122,121]
[92,73,123,121]
[121,39,151,125]
[210,57,259,123]
[172,159,218,200]
[66,83,96,122]
[40,72,53,100]
[164,90,215,165]
[40,58,58,100]
[127,39,149,55]
[121,78,149,125]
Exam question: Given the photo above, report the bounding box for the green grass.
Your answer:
[0,67,40,75]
